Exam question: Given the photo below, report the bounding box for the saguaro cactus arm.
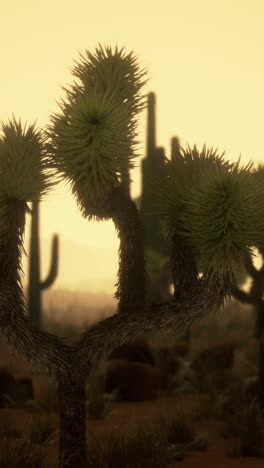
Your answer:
[28,197,59,326]
[40,233,59,289]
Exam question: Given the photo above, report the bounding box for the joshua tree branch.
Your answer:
[75,270,232,376]
[231,286,264,306]
[169,232,199,300]
[0,197,234,386]
[72,184,146,313]
[111,186,146,313]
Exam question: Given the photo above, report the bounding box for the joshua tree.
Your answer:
[229,165,264,402]
[0,44,264,468]
[230,166,264,334]
[27,197,59,328]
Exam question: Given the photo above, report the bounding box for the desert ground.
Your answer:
[0,292,264,467]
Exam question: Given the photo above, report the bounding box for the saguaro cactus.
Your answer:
[27,197,59,328]
[140,92,168,254]
[139,92,171,302]
[0,44,264,468]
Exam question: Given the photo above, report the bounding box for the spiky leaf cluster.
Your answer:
[153,145,233,238]
[46,44,148,214]
[71,43,148,123]
[250,163,264,253]
[0,117,55,203]
[153,145,264,275]
[47,91,132,207]
[251,163,264,188]
[182,163,264,274]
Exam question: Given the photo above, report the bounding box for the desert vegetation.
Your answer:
[1,42,264,468]
[0,298,264,466]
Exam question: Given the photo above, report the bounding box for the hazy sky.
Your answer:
[1,1,263,294]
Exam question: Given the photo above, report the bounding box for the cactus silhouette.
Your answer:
[141,92,168,254]
[1,44,264,467]
[138,92,171,302]
[27,198,59,327]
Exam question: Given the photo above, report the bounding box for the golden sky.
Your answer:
[1,1,263,294]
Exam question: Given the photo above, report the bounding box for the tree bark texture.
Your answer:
[169,232,199,301]
[58,376,87,468]
[71,184,146,313]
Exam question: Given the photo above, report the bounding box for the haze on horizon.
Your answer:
[1,0,263,296]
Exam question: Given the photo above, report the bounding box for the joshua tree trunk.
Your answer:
[170,233,199,301]
[111,186,146,313]
[231,252,264,406]
[58,376,87,467]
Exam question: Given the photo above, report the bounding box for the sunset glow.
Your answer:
[1,1,263,295]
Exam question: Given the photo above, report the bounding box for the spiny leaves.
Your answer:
[167,143,231,198]
[153,145,264,276]
[152,144,233,237]
[47,91,131,205]
[184,163,264,274]
[0,117,56,244]
[46,44,148,214]
[71,43,148,120]
[0,117,55,203]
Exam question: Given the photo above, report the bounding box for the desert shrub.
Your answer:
[37,381,58,412]
[107,336,155,366]
[29,416,55,445]
[86,362,113,419]
[16,376,34,402]
[86,423,168,467]
[0,367,18,407]
[0,419,21,438]
[151,340,192,394]
[0,439,47,467]
[225,400,264,457]
[104,359,158,401]
[156,409,208,458]
[191,342,234,374]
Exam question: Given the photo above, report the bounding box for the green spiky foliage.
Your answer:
[0,117,55,203]
[0,117,59,327]
[183,162,264,274]
[46,44,148,219]
[154,144,231,230]
[152,145,264,293]
[46,44,148,313]
[0,117,56,291]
